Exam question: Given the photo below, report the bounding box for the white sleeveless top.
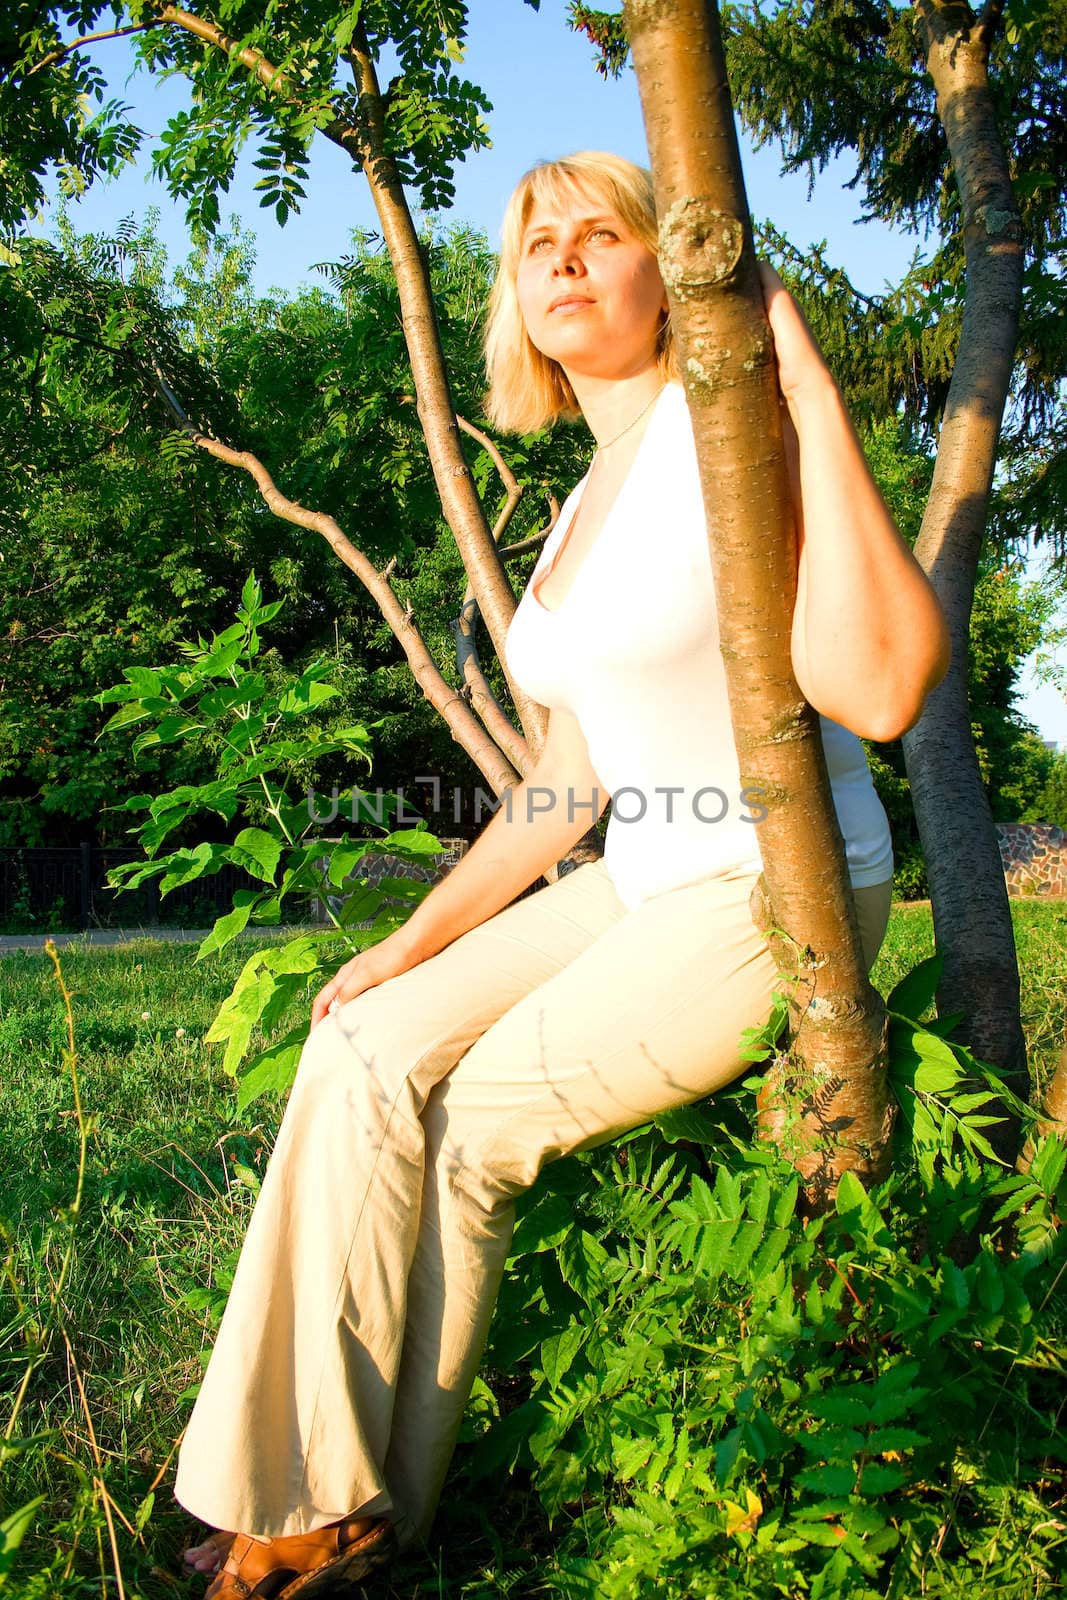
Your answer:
[504,382,894,911]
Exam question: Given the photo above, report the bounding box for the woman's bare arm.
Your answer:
[760,264,951,743]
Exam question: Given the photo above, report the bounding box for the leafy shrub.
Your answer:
[472,963,1067,1599]
[93,573,445,1111]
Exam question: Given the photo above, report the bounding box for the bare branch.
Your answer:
[146,4,548,766]
[453,598,529,773]
[501,490,561,558]
[151,370,521,798]
[455,413,523,543]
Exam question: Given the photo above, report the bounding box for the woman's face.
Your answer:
[514,186,668,384]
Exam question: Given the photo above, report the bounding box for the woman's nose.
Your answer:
[551,243,584,275]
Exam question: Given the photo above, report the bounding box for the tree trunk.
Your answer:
[903,0,1028,1120]
[624,0,891,1204]
[346,29,548,754]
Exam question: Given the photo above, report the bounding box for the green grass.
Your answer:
[0,902,1063,1597]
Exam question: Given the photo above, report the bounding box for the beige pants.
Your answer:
[173,858,891,1551]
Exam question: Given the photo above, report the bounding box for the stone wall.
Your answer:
[996,823,1067,896]
[313,837,472,926]
[316,825,1067,915]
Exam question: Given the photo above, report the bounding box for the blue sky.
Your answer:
[40,0,1066,745]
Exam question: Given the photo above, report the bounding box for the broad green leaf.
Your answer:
[159,841,231,893]
[834,1168,892,1245]
[509,1192,575,1258]
[653,1102,721,1144]
[379,827,445,855]
[540,1324,588,1388]
[557,1227,610,1301]
[856,1461,907,1495]
[236,1028,308,1114]
[795,1464,856,1497]
[887,953,942,1021]
[196,894,257,961]
[227,827,283,884]
[327,843,373,887]
[277,677,339,716]
[240,572,261,613]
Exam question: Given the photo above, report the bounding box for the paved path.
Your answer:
[0,925,314,955]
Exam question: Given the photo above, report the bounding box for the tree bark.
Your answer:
[346,29,548,753]
[904,0,1028,1118]
[624,0,891,1204]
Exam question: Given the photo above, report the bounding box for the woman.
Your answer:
[175,151,949,1598]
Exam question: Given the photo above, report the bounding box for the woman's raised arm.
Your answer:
[758,264,951,743]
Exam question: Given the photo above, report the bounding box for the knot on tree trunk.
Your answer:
[658,198,744,300]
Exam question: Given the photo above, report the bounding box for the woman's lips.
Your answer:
[549,296,594,314]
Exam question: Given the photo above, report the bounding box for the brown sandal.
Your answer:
[203,1517,396,1599]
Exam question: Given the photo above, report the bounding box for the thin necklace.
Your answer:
[593,384,665,456]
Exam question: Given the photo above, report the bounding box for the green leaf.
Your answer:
[326,842,373,888]
[856,1461,907,1495]
[277,676,339,716]
[808,1391,872,1426]
[887,953,942,1021]
[889,1017,963,1094]
[159,842,230,893]
[380,827,444,855]
[834,1169,892,1245]
[653,1102,721,1144]
[509,1192,575,1257]
[0,1496,46,1585]
[557,1227,610,1302]
[227,827,283,885]
[236,1028,307,1114]
[240,572,261,613]
[1031,1133,1067,1198]
[795,1464,856,1496]
[196,893,257,960]
[540,1324,588,1388]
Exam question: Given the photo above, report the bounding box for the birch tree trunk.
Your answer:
[902,0,1028,1115]
[624,0,891,1204]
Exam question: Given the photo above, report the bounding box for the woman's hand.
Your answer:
[756,260,836,412]
[309,928,423,1030]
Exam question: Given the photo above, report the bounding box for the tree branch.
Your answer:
[974,0,1007,52]
[28,23,154,77]
[151,367,521,799]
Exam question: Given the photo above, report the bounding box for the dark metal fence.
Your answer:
[0,846,275,932]
[0,836,550,934]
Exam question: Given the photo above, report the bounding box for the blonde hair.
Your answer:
[483,151,678,435]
